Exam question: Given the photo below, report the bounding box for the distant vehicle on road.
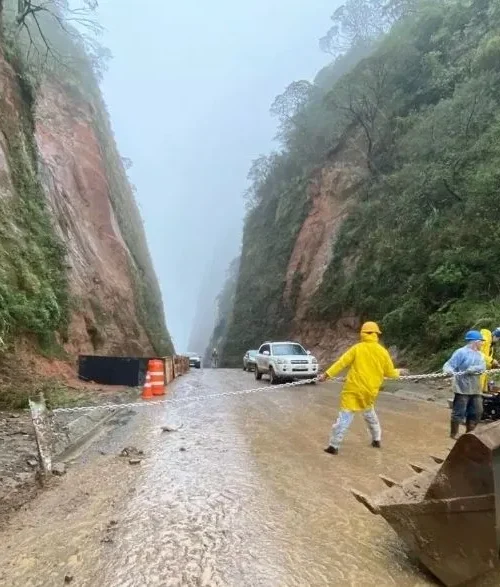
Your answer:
[254,341,318,384]
[243,350,258,371]
[187,352,201,369]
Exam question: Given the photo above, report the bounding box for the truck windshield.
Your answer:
[272,344,306,356]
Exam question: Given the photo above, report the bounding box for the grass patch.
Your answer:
[0,378,89,411]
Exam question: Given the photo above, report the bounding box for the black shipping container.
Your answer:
[78,355,164,387]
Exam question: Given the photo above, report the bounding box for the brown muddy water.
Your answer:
[0,369,498,586]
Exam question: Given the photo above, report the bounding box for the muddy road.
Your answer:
[0,369,498,586]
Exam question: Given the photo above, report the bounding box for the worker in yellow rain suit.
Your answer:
[479,329,499,392]
[318,321,408,455]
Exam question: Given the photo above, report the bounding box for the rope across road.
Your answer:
[49,368,500,414]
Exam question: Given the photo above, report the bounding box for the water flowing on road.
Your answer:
[0,369,498,586]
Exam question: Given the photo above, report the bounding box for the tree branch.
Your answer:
[443,178,463,202]
[464,93,479,145]
[14,0,103,70]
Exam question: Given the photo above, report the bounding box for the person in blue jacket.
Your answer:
[443,330,486,439]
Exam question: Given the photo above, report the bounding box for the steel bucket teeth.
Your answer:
[350,489,380,515]
[379,474,401,488]
[408,463,428,473]
[352,421,500,586]
[429,455,445,464]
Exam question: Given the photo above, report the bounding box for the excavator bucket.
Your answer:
[352,421,500,586]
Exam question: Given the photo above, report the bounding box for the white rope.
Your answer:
[52,378,316,413]
[50,368,500,414]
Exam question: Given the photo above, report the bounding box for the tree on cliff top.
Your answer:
[319,0,415,56]
[1,0,109,79]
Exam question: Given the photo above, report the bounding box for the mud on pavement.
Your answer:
[1,369,500,586]
[0,386,140,528]
[0,411,40,524]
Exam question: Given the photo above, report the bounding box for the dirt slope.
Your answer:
[0,47,172,368]
[35,80,153,357]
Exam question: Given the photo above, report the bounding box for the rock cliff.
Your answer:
[221,133,367,367]
[219,0,500,369]
[0,31,172,381]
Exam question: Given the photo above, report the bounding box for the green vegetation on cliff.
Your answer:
[222,175,311,366]
[0,39,69,353]
[0,1,173,356]
[205,257,240,367]
[221,0,500,368]
[314,0,500,367]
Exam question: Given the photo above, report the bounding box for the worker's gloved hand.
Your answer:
[492,359,499,368]
[399,368,410,377]
[466,366,483,375]
[317,373,327,383]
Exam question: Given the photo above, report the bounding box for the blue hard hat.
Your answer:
[493,328,500,338]
[465,330,484,342]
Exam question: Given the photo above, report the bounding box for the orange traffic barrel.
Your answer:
[141,370,153,400]
[150,359,165,396]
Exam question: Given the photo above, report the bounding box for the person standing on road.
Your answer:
[443,330,486,438]
[489,327,500,391]
[479,329,499,392]
[318,321,408,455]
[211,347,218,368]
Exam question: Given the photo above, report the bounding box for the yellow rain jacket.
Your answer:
[325,332,400,411]
[480,329,493,392]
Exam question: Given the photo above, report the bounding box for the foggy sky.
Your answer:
[96,1,337,351]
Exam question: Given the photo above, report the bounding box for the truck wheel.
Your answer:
[255,366,262,381]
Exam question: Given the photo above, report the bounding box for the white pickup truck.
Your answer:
[254,341,318,384]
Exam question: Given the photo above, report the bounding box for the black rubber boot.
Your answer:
[450,420,460,439]
[371,440,381,448]
[465,420,477,433]
[324,446,338,455]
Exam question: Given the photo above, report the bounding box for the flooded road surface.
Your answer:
[1,369,499,586]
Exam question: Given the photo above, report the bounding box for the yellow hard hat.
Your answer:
[361,321,381,334]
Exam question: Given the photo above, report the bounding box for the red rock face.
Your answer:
[283,131,368,364]
[33,80,154,357]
